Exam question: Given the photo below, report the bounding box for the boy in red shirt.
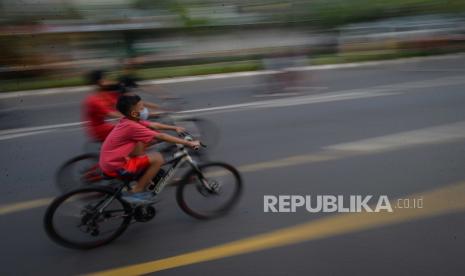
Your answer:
[99,94,200,203]
[82,70,122,142]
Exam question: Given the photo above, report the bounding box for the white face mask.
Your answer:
[139,107,149,120]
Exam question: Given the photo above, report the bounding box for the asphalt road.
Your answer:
[1,55,465,275]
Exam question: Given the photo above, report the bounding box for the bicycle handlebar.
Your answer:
[178,131,207,150]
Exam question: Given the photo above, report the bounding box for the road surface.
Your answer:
[1,55,465,275]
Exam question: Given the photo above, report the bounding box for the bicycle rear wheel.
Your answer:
[176,162,242,219]
[55,153,101,193]
[44,187,132,249]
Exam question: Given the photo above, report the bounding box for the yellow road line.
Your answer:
[0,197,52,216]
[89,181,465,276]
[239,150,352,173]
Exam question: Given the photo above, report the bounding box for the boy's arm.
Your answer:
[148,122,185,133]
[155,133,199,148]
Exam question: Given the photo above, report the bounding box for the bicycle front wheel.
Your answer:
[44,187,132,249]
[176,162,242,219]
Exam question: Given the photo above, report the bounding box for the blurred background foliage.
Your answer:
[1,0,464,91]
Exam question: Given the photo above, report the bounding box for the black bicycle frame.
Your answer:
[151,148,202,195]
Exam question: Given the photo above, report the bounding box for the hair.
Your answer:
[87,70,105,85]
[116,94,141,116]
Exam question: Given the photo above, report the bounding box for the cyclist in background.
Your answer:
[81,70,122,143]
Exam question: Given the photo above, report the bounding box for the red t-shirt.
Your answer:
[82,91,119,142]
[99,118,160,175]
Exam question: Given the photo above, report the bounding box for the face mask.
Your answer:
[139,107,149,120]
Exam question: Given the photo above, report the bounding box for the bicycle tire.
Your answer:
[44,187,132,249]
[176,162,242,219]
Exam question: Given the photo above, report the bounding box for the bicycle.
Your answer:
[55,113,220,194]
[44,133,242,249]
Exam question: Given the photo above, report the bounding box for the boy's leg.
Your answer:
[131,152,164,193]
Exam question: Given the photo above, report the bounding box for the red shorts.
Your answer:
[124,155,150,174]
[103,155,150,177]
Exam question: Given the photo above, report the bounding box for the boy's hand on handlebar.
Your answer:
[188,140,201,150]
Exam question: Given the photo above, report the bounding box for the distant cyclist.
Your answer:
[81,70,122,143]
